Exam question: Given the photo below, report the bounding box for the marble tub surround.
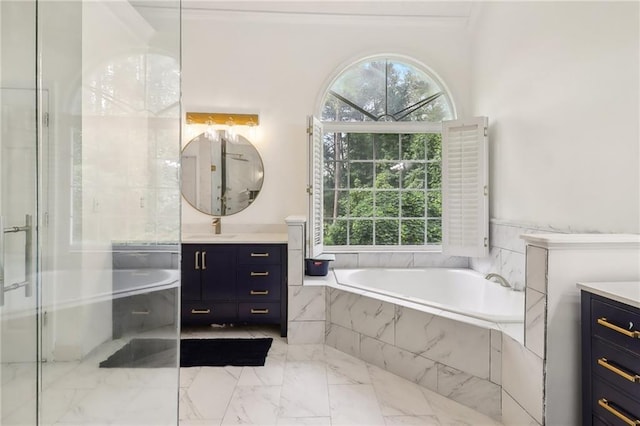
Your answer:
[285,216,326,344]
[326,287,503,420]
[179,325,503,426]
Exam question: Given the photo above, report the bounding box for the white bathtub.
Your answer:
[332,268,524,323]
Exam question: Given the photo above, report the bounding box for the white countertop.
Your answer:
[521,233,640,249]
[181,232,288,244]
[576,281,640,309]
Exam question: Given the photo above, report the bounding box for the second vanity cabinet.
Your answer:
[181,243,287,337]
[579,282,640,426]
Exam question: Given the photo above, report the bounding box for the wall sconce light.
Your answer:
[186,112,259,142]
[186,112,259,127]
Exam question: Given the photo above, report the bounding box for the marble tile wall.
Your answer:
[470,220,555,425]
[501,333,543,425]
[285,217,326,344]
[332,252,469,269]
[470,220,558,291]
[325,287,502,421]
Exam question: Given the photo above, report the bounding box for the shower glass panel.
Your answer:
[0,1,39,425]
[37,1,181,425]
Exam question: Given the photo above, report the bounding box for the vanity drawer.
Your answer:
[113,290,176,338]
[236,265,281,298]
[592,336,640,401]
[591,415,612,426]
[592,376,640,426]
[238,302,280,322]
[237,245,281,265]
[181,302,236,325]
[592,298,640,353]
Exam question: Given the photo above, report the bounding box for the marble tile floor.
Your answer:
[2,324,503,425]
[180,325,504,426]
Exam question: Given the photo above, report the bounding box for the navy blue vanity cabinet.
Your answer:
[236,245,284,329]
[181,243,288,337]
[181,244,237,325]
[581,290,640,426]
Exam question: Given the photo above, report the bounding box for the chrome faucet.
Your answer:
[211,217,221,234]
[485,273,512,289]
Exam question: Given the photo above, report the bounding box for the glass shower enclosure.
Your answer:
[1,1,182,424]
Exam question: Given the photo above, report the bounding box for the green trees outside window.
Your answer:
[319,57,454,247]
[323,132,442,246]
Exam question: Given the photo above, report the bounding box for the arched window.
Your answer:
[321,57,455,123]
[313,56,456,249]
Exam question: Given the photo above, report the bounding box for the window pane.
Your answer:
[323,190,335,218]
[401,219,425,245]
[325,161,348,190]
[323,133,338,162]
[374,134,400,160]
[401,163,425,189]
[427,191,441,218]
[375,219,399,245]
[347,133,373,160]
[350,162,374,188]
[427,162,441,189]
[375,191,399,217]
[348,190,374,217]
[325,219,348,245]
[426,134,442,161]
[427,219,442,244]
[401,134,425,160]
[320,57,455,123]
[375,163,400,189]
[401,191,425,217]
[349,220,373,245]
[331,60,386,119]
[386,61,452,122]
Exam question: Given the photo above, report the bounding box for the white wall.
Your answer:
[182,11,472,227]
[471,2,640,234]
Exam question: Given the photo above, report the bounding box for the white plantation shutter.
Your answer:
[307,116,324,259]
[442,117,489,257]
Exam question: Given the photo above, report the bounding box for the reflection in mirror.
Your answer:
[181,131,264,216]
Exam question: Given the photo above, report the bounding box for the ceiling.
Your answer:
[180,1,475,19]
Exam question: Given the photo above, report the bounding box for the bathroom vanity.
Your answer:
[578,281,640,426]
[180,233,288,337]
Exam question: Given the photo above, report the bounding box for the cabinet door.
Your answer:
[201,245,236,300]
[181,244,202,301]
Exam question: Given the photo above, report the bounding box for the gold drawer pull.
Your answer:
[597,317,640,339]
[598,358,640,383]
[250,290,269,295]
[598,398,640,425]
[251,271,269,277]
[250,308,269,314]
[191,309,211,314]
[250,253,269,257]
[131,310,150,315]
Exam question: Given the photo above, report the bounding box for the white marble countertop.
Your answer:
[521,233,640,249]
[181,232,288,244]
[576,281,640,309]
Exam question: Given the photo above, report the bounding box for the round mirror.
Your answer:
[181,131,264,216]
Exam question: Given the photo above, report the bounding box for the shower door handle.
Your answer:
[0,216,4,306]
[0,214,33,307]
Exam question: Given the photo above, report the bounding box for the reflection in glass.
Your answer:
[36,1,182,425]
[181,131,264,216]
